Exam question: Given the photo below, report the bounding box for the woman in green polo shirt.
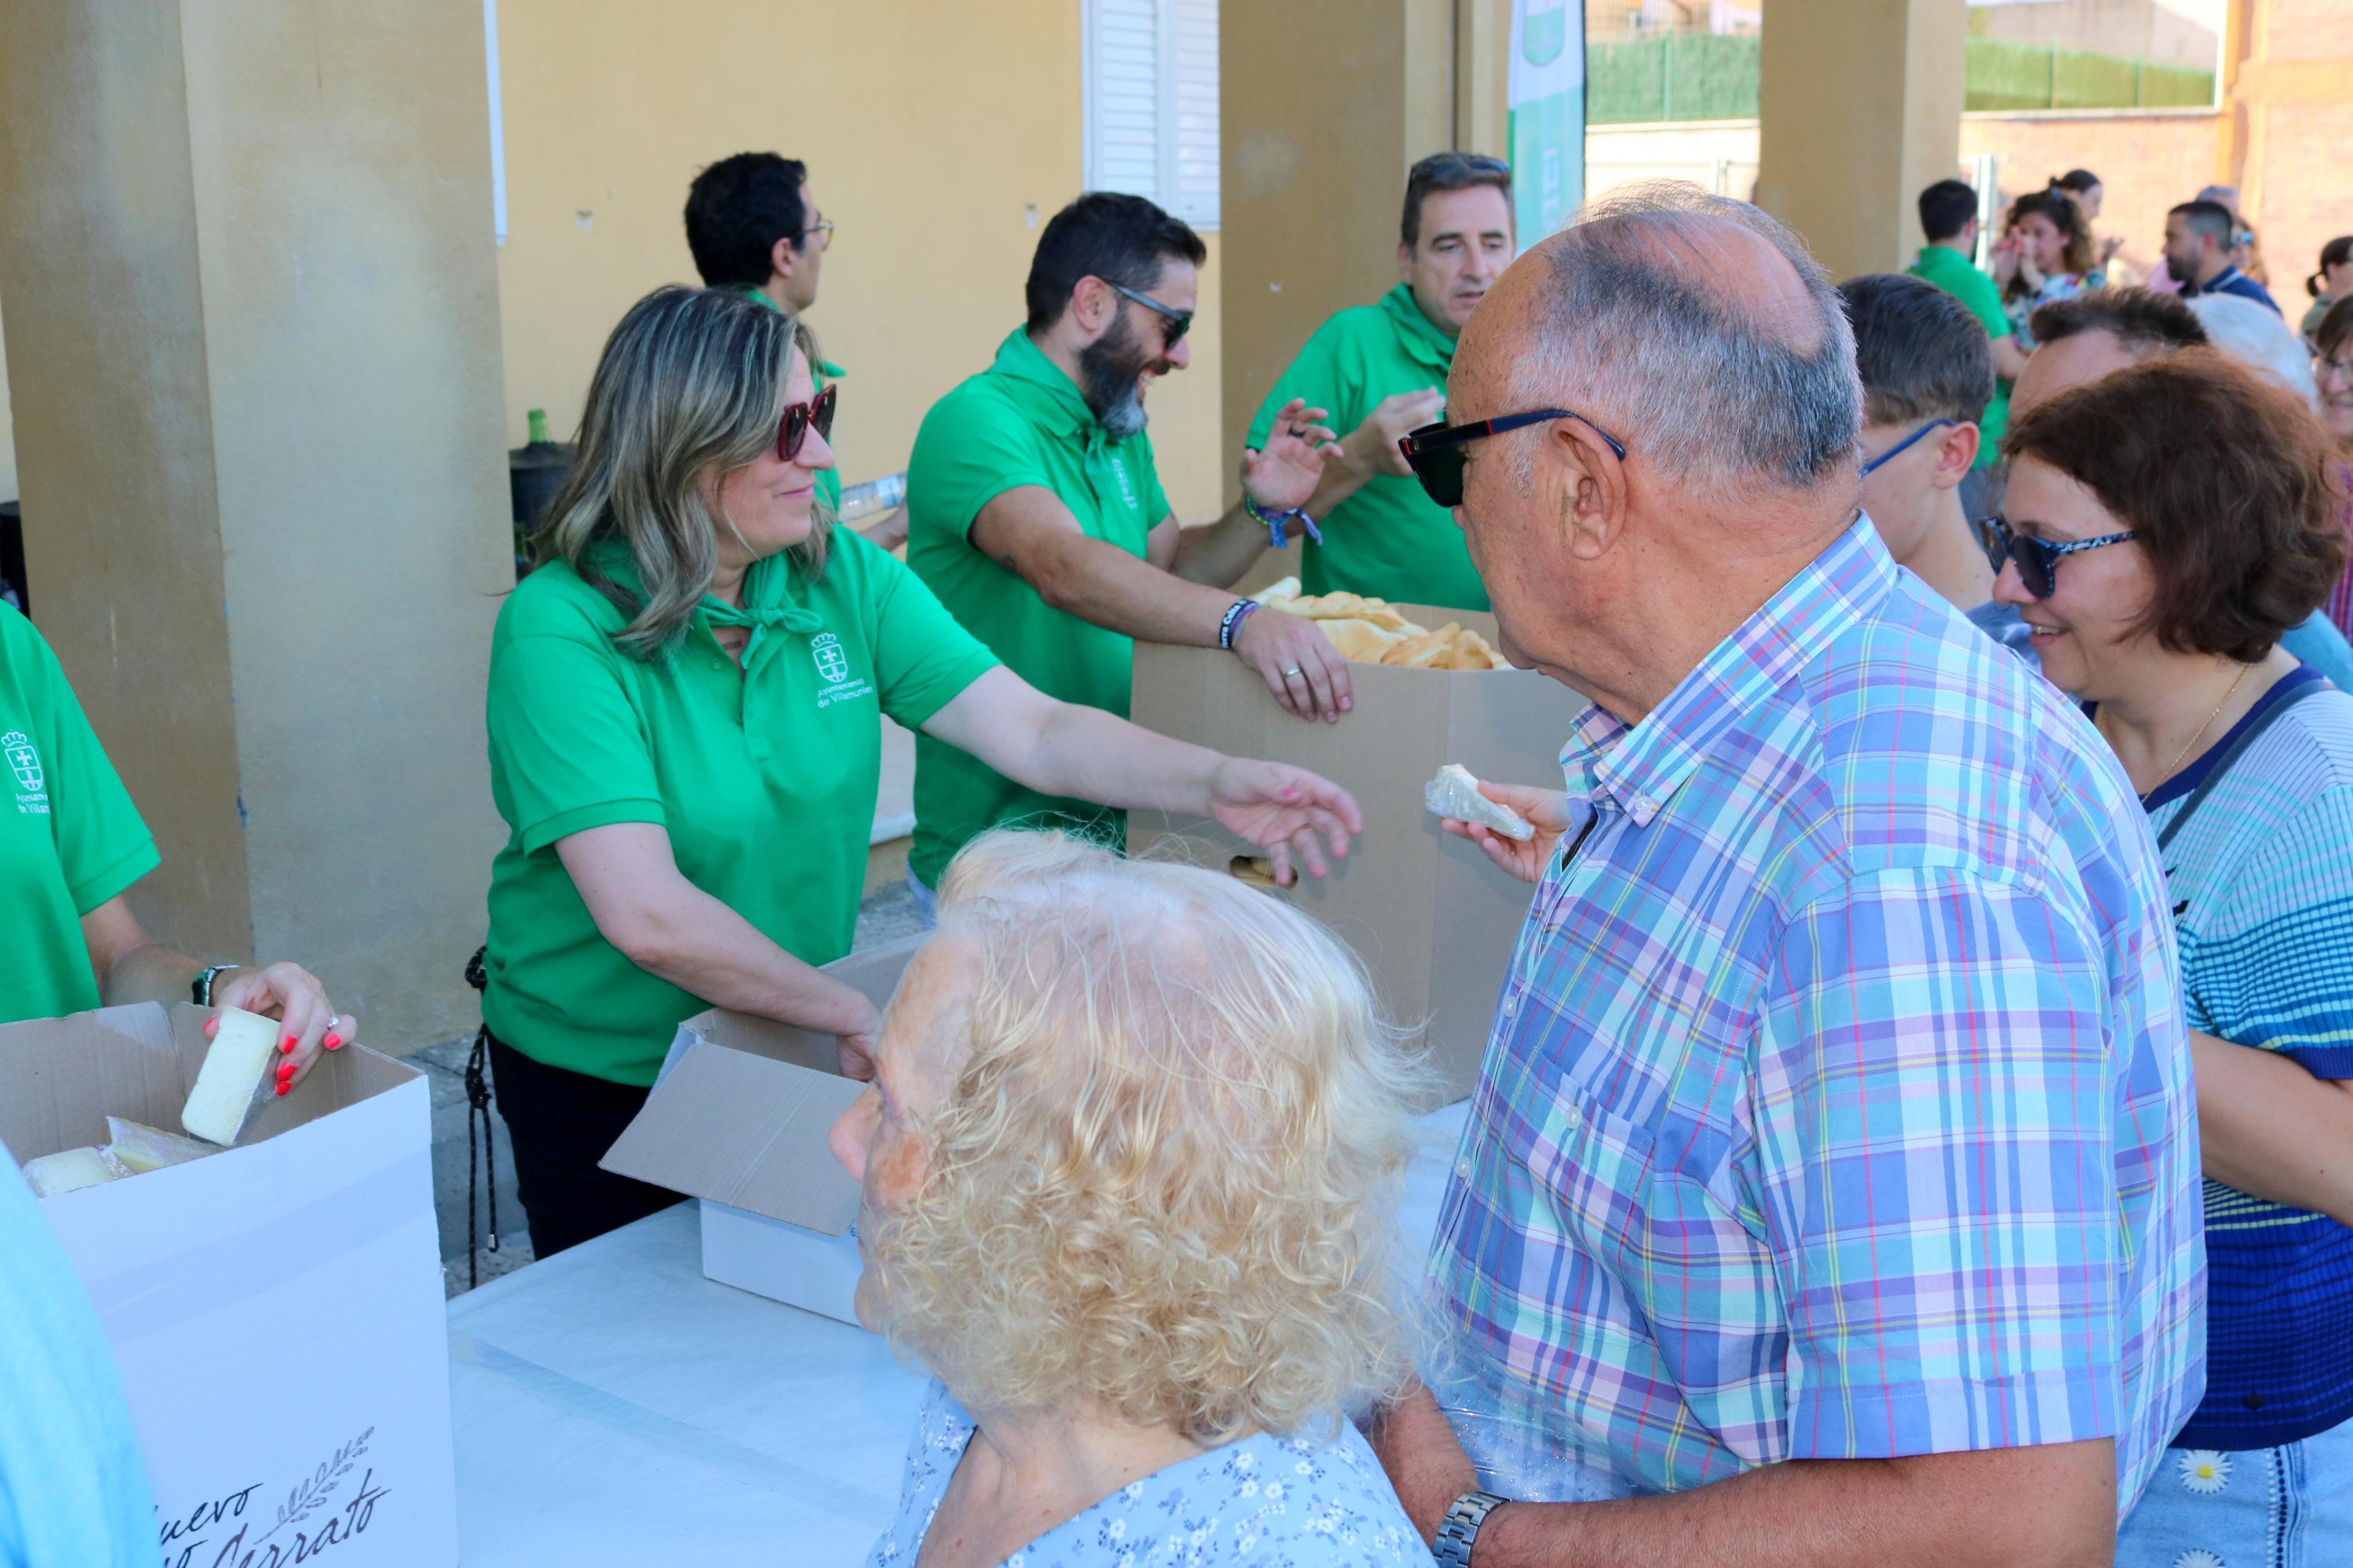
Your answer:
[0,607,340,1070]
[483,286,1364,1256]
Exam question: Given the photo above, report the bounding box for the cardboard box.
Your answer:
[601,935,926,1325]
[1128,606,1588,1098]
[0,1002,457,1567]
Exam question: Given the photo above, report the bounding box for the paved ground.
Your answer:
[428,876,925,1297]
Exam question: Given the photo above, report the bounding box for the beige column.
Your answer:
[1221,0,1497,489]
[1755,0,1967,280]
[0,0,513,1048]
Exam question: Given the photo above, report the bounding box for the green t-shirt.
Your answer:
[1906,244,2011,463]
[0,605,159,1026]
[1247,283,1485,610]
[903,327,1172,888]
[482,531,996,1085]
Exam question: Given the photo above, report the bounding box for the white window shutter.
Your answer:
[1084,0,1219,232]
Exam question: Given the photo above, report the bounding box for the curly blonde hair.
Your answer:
[868,830,1429,1443]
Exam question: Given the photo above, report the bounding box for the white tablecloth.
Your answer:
[448,1101,1471,1565]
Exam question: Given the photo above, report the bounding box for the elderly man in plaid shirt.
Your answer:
[1372,184,2205,1568]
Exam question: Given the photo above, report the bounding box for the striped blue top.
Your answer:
[2143,664,2353,1449]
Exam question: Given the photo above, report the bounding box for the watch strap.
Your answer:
[192,963,237,1008]
[1432,1489,1507,1567]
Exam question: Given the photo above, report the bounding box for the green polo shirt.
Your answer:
[1905,244,2010,464]
[740,286,846,517]
[904,327,1172,888]
[1247,283,1485,610]
[0,605,159,1026]
[482,531,996,1085]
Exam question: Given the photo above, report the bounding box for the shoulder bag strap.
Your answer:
[2155,679,2329,854]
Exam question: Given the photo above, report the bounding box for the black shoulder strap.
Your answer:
[2155,679,2328,853]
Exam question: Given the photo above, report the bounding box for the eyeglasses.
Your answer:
[798,219,835,251]
[1396,410,1628,508]
[1859,418,1954,477]
[1982,514,2135,599]
[776,383,837,463]
[2316,351,2353,382]
[1104,279,1192,349]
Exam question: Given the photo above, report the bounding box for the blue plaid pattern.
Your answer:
[1430,522,2206,1511]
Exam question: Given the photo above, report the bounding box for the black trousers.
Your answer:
[487,1030,683,1258]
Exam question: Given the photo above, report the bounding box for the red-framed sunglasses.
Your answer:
[777,383,838,462]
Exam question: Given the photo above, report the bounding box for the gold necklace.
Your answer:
[2129,662,2252,803]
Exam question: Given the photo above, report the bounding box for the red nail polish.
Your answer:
[276,1060,294,1077]
[281,1038,296,1054]
[274,1083,289,1096]
[324,1033,341,1050]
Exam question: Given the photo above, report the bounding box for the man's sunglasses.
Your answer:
[1106,279,1192,349]
[777,383,837,462]
[1397,410,1628,508]
[1981,514,2134,599]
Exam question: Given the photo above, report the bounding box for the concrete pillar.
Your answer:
[1220,0,1480,489]
[1755,0,1967,280]
[0,0,513,1047]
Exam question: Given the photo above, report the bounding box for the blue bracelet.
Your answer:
[1219,598,1260,650]
[1244,496,1323,549]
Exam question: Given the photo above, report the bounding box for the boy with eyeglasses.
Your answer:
[1837,273,2035,661]
[1244,152,1516,612]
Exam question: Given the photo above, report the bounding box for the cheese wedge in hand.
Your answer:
[182,1005,285,1146]
[24,1146,132,1198]
[1424,763,1536,842]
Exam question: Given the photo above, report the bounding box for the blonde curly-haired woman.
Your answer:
[829,831,1435,1567]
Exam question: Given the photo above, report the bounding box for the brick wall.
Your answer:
[1957,112,2220,289]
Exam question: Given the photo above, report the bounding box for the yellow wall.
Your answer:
[490,0,1227,521]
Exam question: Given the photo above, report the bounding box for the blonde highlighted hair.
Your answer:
[535,285,833,659]
[870,830,1430,1443]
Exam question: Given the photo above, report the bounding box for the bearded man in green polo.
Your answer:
[904,192,1351,903]
[1245,151,1516,613]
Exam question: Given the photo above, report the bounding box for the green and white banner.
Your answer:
[1507,0,1587,251]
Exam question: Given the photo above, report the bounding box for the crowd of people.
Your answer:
[3,143,2351,1568]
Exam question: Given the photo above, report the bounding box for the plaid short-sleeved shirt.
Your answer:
[1430,521,2206,1512]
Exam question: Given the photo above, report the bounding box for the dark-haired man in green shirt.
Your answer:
[1245,152,1516,611]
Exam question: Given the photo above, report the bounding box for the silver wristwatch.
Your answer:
[1432,1489,1507,1567]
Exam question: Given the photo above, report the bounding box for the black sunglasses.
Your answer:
[1105,279,1192,349]
[1981,514,2135,599]
[776,382,837,462]
[1397,410,1628,508]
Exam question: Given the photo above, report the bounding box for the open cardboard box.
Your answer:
[1128,604,1588,1100]
[0,1002,457,1566]
[601,935,925,1325]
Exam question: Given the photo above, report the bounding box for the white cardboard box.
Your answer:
[601,936,924,1326]
[0,1002,457,1567]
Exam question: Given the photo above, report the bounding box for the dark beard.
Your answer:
[1077,313,1154,438]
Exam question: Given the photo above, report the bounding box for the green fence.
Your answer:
[1588,33,2214,123]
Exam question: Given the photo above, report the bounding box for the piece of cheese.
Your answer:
[24,1145,131,1198]
[107,1115,221,1174]
[1424,763,1536,841]
[181,1006,284,1146]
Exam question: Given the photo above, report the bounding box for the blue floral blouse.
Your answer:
[865,1379,1435,1567]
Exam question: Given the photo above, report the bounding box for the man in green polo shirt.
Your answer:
[906,191,1355,896]
[1906,179,2032,471]
[1246,151,1516,611]
[686,151,892,544]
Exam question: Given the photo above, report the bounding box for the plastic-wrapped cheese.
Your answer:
[1424,763,1535,842]
[24,1146,131,1198]
[181,1006,283,1146]
[107,1116,220,1174]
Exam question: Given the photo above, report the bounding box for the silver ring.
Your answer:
[1282,665,1304,677]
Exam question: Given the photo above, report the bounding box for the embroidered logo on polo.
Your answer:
[4,728,48,815]
[808,632,875,710]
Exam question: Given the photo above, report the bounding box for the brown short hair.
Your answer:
[2029,287,2207,357]
[2001,350,2347,662]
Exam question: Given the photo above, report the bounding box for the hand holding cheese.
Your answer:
[181,1006,287,1146]
[1428,770,1585,886]
[1425,763,1535,841]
